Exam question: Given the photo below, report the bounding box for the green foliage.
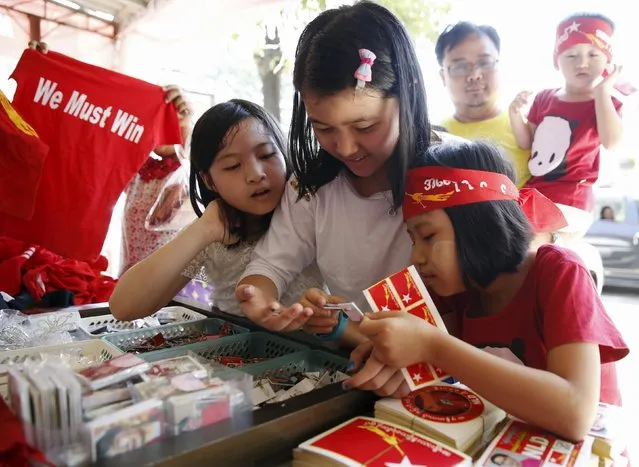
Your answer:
[253,0,452,73]
[376,0,452,43]
[301,0,327,11]
[250,0,452,118]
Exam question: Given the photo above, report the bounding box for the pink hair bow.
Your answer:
[354,48,376,89]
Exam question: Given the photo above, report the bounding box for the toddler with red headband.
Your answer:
[345,140,628,441]
[509,13,624,244]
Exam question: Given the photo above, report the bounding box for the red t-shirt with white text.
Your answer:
[435,244,628,405]
[1,49,182,261]
[524,89,622,211]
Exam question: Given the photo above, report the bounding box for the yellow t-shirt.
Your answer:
[442,112,531,188]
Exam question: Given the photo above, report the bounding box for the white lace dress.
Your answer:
[182,241,324,316]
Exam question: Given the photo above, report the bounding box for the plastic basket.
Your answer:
[0,340,123,366]
[244,349,348,381]
[0,340,123,402]
[102,318,250,353]
[141,332,309,370]
[79,306,207,337]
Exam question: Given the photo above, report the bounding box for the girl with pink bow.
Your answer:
[235,1,440,342]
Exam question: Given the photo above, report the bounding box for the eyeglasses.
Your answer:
[447,57,499,77]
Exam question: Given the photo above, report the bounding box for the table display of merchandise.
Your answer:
[0,301,374,466]
[6,351,251,465]
[0,266,628,466]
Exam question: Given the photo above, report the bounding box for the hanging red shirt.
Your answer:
[433,244,628,406]
[0,89,49,221]
[1,49,182,261]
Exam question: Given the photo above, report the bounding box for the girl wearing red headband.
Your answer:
[509,13,624,245]
[346,140,628,441]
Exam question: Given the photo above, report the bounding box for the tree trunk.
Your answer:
[261,69,281,122]
[255,26,283,122]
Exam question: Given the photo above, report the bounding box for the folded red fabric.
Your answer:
[0,236,117,304]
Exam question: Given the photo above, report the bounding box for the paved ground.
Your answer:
[601,287,638,460]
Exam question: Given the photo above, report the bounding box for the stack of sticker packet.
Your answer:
[358,266,504,455]
[293,416,474,467]
[293,416,600,467]
[7,351,251,464]
[474,418,612,467]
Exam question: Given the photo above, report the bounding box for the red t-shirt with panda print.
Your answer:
[524,88,622,211]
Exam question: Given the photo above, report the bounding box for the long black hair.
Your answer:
[290,0,431,209]
[411,140,532,289]
[189,99,288,242]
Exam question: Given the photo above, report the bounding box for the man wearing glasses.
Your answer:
[436,22,531,188]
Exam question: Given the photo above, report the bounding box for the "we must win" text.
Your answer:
[33,77,145,144]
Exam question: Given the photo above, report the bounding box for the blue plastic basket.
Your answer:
[244,349,348,381]
[140,331,309,370]
[101,318,249,353]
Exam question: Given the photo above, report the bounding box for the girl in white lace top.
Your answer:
[109,99,323,321]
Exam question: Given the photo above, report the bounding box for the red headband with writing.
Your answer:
[554,17,613,65]
[403,167,567,233]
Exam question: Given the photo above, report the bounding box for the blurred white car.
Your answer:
[584,186,639,289]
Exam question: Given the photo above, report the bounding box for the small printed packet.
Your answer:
[323,302,366,322]
[82,386,131,411]
[25,367,56,451]
[135,373,227,401]
[8,368,35,446]
[84,400,134,421]
[77,354,149,391]
[270,378,316,403]
[141,354,208,381]
[166,383,232,435]
[252,380,276,406]
[86,398,164,461]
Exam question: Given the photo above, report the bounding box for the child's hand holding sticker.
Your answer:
[357,311,441,369]
[345,339,411,399]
